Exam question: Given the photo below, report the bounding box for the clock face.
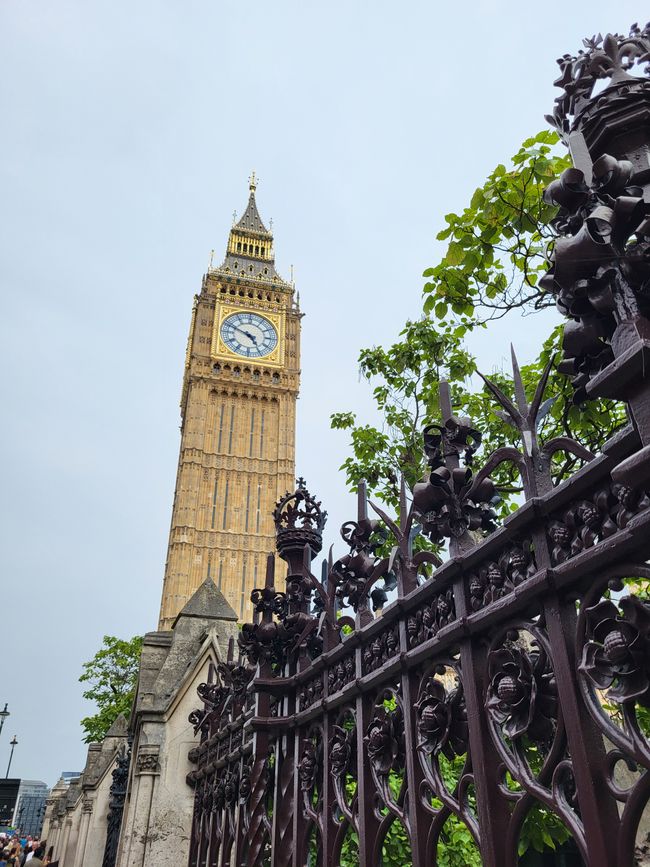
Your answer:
[220,312,278,358]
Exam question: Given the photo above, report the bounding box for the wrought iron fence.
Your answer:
[186,23,650,867]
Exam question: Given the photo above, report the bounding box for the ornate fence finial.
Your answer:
[478,346,594,497]
[238,553,287,668]
[273,477,327,565]
[412,382,498,554]
[332,480,390,623]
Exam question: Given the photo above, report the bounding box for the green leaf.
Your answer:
[445,242,465,265]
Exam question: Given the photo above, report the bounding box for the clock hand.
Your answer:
[234,326,258,344]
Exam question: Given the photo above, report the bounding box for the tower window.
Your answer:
[240,560,247,619]
[243,243,248,253]
[217,404,225,451]
[245,480,251,532]
[218,561,223,590]
[237,242,241,252]
[228,405,235,452]
[222,478,230,530]
[210,477,219,529]
[256,484,262,532]
[259,409,265,456]
[255,246,259,256]
[249,408,256,455]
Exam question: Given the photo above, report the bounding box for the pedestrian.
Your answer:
[4,843,21,867]
[23,849,43,867]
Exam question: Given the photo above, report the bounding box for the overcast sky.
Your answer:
[1,0,646,787]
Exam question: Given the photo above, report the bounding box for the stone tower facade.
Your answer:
[158,176,300,628]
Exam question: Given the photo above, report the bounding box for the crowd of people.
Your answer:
[0,835,53,866]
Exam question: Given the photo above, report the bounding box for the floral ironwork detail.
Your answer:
[330,724,355,777]
[334,520,388,611]
[239,763,252,804]
[413,444,497,544]
[224,770,239,807]
[364,704,405,776]
[299,674,324,711]
[468,543,536,611]
[580,595,650,705]
[547,483,650,564]
[406,588,456,648]
[361,624,399,674]
[486,644,558,742]
[298,740,319,791]
[327,653,356,694]
[415,676,468,758]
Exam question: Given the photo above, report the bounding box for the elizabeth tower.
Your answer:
[158,176,300,628]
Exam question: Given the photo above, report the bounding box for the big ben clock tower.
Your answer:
[158,175,300,628]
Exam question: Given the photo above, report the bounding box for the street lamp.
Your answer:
[5,736,17,778]
[0,704,9,737]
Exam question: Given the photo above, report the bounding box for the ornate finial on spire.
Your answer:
[249,170,257,192]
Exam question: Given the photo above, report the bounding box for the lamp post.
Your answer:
[0,704,9,737]
[5,736,17,778]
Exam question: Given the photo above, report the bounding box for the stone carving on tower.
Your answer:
[158,175,301,627]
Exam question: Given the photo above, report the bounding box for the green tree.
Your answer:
[331,131,626,516]
[79,634,143,743]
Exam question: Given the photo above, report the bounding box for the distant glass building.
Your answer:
[13,780,48,837]
[60,772,81,785]
[0,778,20,828]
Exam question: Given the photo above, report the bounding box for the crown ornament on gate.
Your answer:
[542,23,650,407]
[547,24,650,145]
[273,477,327,562]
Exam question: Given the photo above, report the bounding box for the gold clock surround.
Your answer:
[212,303,285,368]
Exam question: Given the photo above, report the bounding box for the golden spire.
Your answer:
[249,170,257,193]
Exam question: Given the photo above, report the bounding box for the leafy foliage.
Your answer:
[422,131,568,323]
[79,634,143,743]
[331,132,626,516]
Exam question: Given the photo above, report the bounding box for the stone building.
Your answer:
[42,178,292,866]
[43,582,238,867]
[41,715,128,867]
